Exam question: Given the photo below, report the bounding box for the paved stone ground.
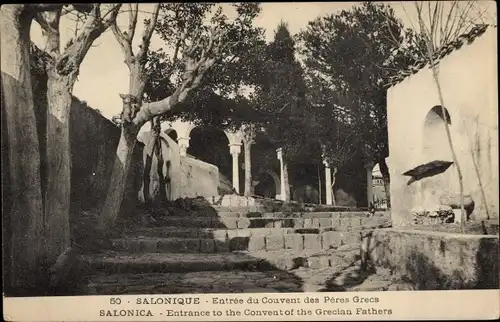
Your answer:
[81,247,413,294]
[83,270,302,294]
[82,262,407,295]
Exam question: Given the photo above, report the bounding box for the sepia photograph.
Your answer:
[1,1,499,320]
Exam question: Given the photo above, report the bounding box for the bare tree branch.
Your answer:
[34,8,63,57]
[132,55,217,126]
[111,20,135,68]
[58,4,121,74]
[137,3,160,60]
[127,3,139,42]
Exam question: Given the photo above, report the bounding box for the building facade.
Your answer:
[386,25,498,226]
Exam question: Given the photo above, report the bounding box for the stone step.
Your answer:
[119,215,390,239]
[82,270,304,295]
[80,246,361,276]
[120,227,318,239]
[244,246,361,271]
[150,214,389,230]
[79,252,281,274]
[204,195,356,213]
[212,205,356,213]
[178,211,378,219]
[485,220,499,235]
[142,210,382,219]
[110,230,363,254]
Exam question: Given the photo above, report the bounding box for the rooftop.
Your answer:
[385,24,496,89]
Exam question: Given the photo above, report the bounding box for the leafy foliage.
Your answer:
[141,3,266,128]
[298,2,425,163]
[251,22,322,165]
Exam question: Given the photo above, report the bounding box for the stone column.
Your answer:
[177,137,190,157]
[229,143,241,194]
[365,162,375,207]
[277,148,286,201]
[324,160,333,205]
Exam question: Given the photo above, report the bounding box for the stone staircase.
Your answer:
[79,195,392,295]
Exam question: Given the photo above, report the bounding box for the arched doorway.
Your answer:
[187,125,235,192]
[165,128,178,143]
[421,105,455,207]
[254,171,280,199]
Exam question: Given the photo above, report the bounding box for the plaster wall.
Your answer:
[387,27,498,226]
[138,131,221,200]
[180,156,220,198]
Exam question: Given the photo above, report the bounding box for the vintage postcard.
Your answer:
[2,2,499,321]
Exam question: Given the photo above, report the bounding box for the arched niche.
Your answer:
[420,105,455,207]
[187,125,232,179]
[423,105,453,160]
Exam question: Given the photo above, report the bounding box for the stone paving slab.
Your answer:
[206,195,359,213]
[150,215,390,230]
[79,252,275,274]
[181,211,383,219]
[81,255,399,295]
[110,231,365,253]
[242,248,360,271]
[80,244,363,275]
[82,270,303,295]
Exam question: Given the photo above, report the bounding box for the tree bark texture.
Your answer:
[1,5,46,292]
[43,70,76,263]
[378,158,391,209]
[244,141,252,197]
[99,125,139,230]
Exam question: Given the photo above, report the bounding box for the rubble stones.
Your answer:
[412,205,455,224]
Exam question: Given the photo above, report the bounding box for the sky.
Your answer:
[29,2,496,121]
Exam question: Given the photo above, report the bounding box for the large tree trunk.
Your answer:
[43,70,76,263]
[244,141,252,197]
[378,158,391,209]
[1,5,46,294]
[99,64,144,230]
[99,124,139,230]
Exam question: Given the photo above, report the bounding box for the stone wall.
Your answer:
[361,229,499,290]
[137,131,222,201]
[179,156,220,198]
[69,99,144,214]
[137,131,182,202]
[387,27,498,226]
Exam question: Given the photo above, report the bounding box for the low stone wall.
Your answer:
[179,156,220,198]
[361,228,499,290]
[204,195,363,213]
[69,100,144,214]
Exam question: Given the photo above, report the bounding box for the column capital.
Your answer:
[178,137,190,157]
[364,161,375,170]
[277,148,283,161]
[177,136,190,145]
[229,143,241,155]
[323,159,330,167]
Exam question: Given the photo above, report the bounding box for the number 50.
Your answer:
[110,298,121,305]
